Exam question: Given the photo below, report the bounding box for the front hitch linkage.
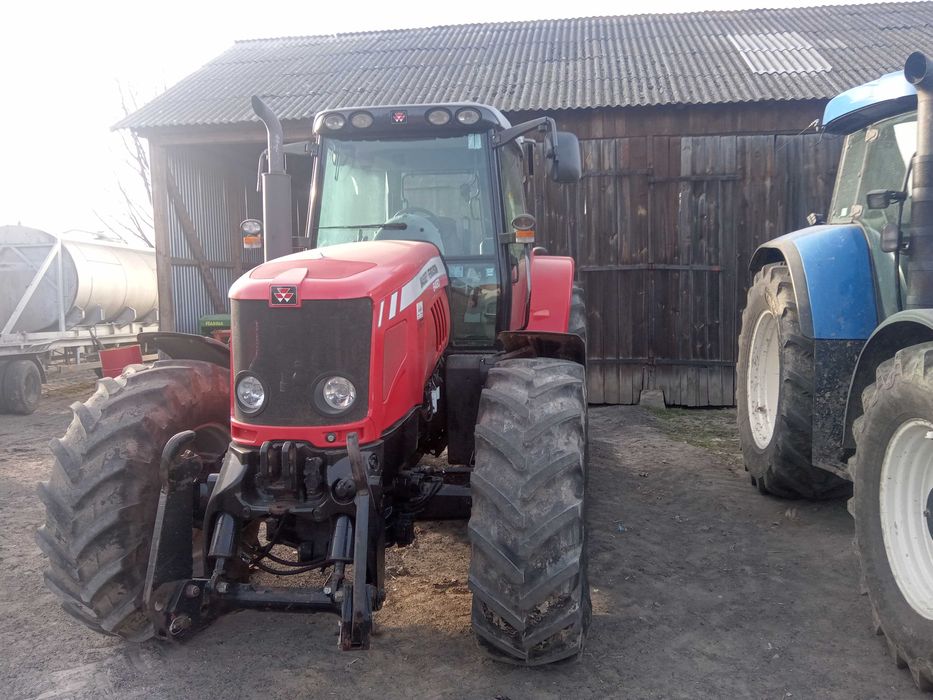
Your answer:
[144,431,381,649]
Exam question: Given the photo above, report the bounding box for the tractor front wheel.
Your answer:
[468,357,590,665]
[736,262,849,499]
[850,343,933,691]
[35,360,230,641]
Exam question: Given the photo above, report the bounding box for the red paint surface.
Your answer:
[229,241,449,448]
[99,345,143,378]
[526,254,575,332]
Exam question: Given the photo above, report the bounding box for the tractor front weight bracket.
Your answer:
[145,430,383,651]
[144,430,201,614]
[338,432,380,650]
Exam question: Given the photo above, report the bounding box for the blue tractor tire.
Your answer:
[736,263,850,499]
[850,343,933,691]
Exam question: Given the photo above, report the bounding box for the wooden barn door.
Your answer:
[530,132,840,406]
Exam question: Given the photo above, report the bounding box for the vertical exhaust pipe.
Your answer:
[905,52,933,309]
[251,96,293,262]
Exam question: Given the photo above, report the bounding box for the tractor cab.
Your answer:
[297,103,581,348]
[822,72,919,318]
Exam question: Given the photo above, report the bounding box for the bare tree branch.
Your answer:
[95,81,155,248]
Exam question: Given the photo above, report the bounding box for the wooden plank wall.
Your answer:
[529,131,842,406]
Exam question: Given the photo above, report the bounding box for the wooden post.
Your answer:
[149,143,175,332]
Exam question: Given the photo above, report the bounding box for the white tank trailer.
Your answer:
[0,225,159,414]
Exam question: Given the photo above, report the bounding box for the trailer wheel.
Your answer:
[468,358,590,665]
[2,359,42,415]
[35,360,229,641]
[850,344,933,691]
[736,263,849,499]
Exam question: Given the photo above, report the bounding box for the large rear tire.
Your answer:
[468,358,590,665]
[736,263,849,499]
[35,360,230,641]
[850,344,933,691]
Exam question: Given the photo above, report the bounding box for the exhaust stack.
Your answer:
[905,52,933,309]
[251,96,293,262]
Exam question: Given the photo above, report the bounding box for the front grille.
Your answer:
[232,298,371,426]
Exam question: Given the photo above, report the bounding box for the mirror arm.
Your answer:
[491,117,555,147]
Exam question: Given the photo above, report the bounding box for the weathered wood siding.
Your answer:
[528,132,842,406]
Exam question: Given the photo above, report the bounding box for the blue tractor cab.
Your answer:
[737,53,933,690]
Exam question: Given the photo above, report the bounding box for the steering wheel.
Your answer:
[392,207,437,220]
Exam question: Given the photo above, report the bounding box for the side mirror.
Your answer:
[867,189,908,210]
[545,130,582,183]
[880,222,908,254]
[806,212,826,226]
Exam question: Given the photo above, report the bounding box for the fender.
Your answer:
[498,253,586,365]
[749,224,879,340]
[842,309,933,450]
[138,332,230,368]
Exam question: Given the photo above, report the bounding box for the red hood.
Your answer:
[229,240,445,302]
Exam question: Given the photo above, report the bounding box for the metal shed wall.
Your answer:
[152,144,261,334]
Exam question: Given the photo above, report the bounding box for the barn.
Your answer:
[119,1,933,405]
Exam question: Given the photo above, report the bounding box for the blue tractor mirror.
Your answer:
[866,189,908,210]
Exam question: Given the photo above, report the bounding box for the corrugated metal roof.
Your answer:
[119,2,933,130]
[727,32,833,74]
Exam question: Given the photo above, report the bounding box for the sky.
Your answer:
[0,0,895,240]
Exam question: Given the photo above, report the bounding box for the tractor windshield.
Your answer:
[829,111,917,230]
[312,134,502,347]
[314,134,495,254]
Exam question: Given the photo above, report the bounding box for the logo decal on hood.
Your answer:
[270,285,299,307]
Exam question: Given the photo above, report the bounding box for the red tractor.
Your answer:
[37,101,590,664]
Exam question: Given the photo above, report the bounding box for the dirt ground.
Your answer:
[0,375,925,699]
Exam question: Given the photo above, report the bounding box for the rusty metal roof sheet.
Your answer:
[118,1,933,130]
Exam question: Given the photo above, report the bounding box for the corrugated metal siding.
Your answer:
[165,148,258,333]
[171,265,238,334]
[119,2,933,129]
[167,150,237,264]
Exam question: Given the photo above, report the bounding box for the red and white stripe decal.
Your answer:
[382,256,446,324]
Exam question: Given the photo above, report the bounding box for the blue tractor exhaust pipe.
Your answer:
[905,52,933,309]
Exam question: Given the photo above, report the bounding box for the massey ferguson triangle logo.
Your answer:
[270,285,299,307]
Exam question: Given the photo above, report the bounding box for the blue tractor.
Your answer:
[737,52,933,689]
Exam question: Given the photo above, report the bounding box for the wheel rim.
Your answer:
[25,373,40,402]
[747,309,781,449]
[879,418,933,620]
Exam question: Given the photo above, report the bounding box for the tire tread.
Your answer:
[468,357,590,666]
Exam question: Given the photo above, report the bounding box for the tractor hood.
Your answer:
[229,240,447,304]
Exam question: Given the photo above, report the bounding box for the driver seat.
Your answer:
[374,213,446,255]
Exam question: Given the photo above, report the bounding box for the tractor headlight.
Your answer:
[426,108,451,126]
[455,108,481,125]
[323,113,346,130]
[350,111,374,128]
[317,375,356,413]
[235,373,267,415]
